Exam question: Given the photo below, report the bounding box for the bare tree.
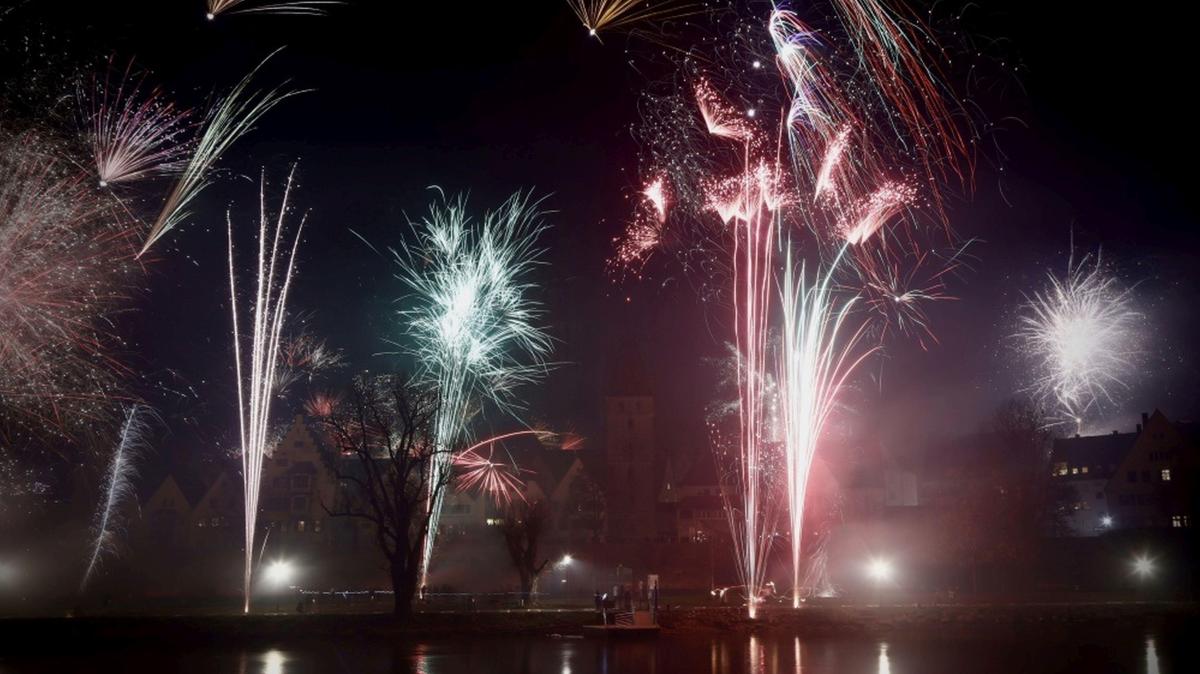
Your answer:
[499,499,550,606]
[313,374,450,620]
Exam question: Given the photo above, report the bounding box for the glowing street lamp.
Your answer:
[1132,554,1155,580]
[1100,515,1114,528]
[266,559,294,586]
[866,557,894,584]
[559,554,573,567]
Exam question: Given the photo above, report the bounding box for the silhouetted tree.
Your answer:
[313,374,451,620]
[499,499,549,606]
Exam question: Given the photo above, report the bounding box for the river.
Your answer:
[0,629,1192,673]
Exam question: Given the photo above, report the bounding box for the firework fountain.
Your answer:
[227,168,306,613]
[395,192,552,588]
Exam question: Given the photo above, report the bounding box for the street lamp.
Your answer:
[1132,554,1155,580]
[1100,515,1114,528]
[559,554,573,567]
[266,559,294,612]
[866,557,894,584]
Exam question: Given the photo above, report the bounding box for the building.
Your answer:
[1050,410,1197,535]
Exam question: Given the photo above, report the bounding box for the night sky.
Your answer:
[3,1,1197,468]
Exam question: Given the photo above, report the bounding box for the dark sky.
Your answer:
[3,0,1197,466]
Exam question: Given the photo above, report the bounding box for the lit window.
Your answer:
[1053,462,1068,476]
[1081,466,1088,474]
[314,519,322,533]
[297,520,306,533]
[1071,467,1078,475]
[1172,515,1189,528]
[1161,469,1171,482]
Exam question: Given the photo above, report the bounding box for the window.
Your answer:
[1081,466,1088,474]
[314,519,322,533]
[1161,469,1172,482]
[1053,462,1068,477]
[1171,515,1189,528]
[297,520,307,533]
[1071,467,1078,475]
[291,474,311,490]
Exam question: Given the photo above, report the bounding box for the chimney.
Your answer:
[1112,430,1118,435]
[1142,412,1149,425]
[1136,424,1142,434]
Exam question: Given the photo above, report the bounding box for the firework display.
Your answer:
[227,168,306,613]
[1017,250,1140,432]
[394,192,553,586]
[0,0,1179,634]
[0,129,140,446]
[612,2,975,612]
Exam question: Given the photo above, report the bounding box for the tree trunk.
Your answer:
[391,561,417,621]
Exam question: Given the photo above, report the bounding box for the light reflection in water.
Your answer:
[1145,636,1160,674]
[793,637,802,674]
[263,650,285,674]
[877,642,891,674]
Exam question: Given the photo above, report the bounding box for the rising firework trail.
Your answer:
[1016,249,1139,432]
[227,167,306,613]
[80,405,155,591]
[139,51,302,257]
[394,191,552,587]
[79,58,193,187]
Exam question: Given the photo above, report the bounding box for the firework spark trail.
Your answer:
[693,80,787,619]
[79,58,193,187]
[843,182,916,245]
[139,51,302,257]
[452,430,545,508]
[0,130,140,444]
[227,167,306,613]
[394,191,552,587]
[565,0,701,38]
[80,404,155,591]
[779,247,874,607]
[1017,250,1139,432]
[610,176,671,277]
[206,0,342,20]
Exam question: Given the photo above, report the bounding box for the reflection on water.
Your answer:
[1145,636,1160,674]
[0,630,1188,673]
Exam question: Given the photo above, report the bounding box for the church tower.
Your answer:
[604,343,657,542]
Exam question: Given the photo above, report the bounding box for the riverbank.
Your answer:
[2,602,1196,653]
